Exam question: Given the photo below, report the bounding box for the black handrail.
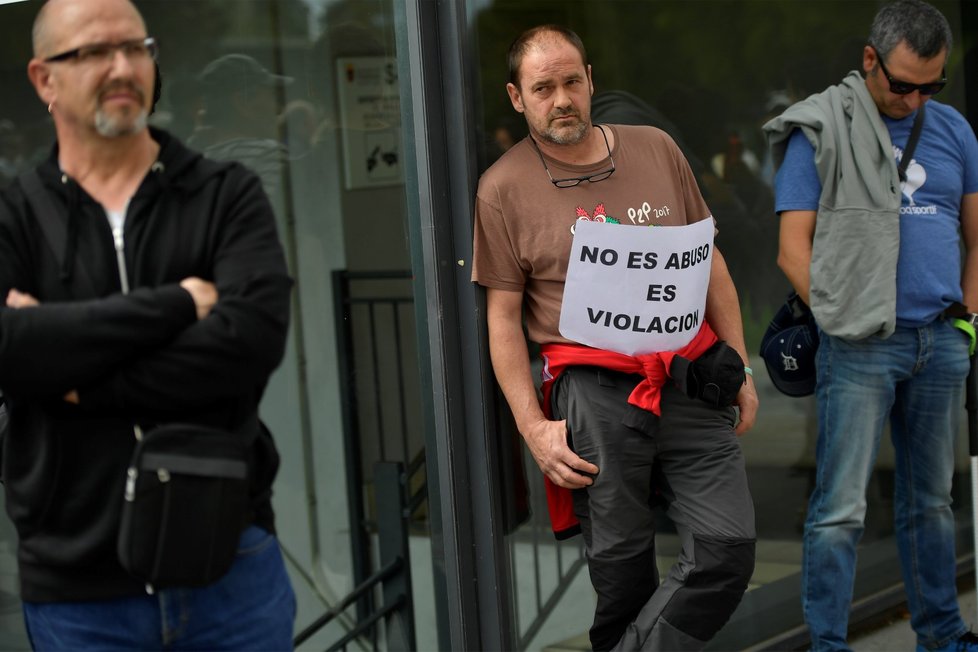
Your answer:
[327,269,586,650]
[325,595,408,652]
[292,558,404,647]
[294,459,417,651]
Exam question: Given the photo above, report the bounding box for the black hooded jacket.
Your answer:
[0,128,292,602]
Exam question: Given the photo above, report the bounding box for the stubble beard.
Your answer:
[95,107,149,137]
[538,113,588,146]
[94,82,150,137]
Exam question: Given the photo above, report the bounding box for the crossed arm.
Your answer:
[0,282,200,397]
[6,277,216,318]
[0,175,291,413]
[4,277,217,403]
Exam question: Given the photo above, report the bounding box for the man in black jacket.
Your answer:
[0,0,296,648]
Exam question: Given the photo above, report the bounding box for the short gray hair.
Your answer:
[868,0,952,61]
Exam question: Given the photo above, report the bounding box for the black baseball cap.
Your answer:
[760,293,819,397]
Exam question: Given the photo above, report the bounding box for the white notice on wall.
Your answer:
[335,56,402,190]
[559,219,714,355]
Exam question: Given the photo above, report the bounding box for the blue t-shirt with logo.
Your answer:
[775,100,978,326]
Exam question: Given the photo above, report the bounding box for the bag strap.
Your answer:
[897,103,925,184]
[19,169,96,295]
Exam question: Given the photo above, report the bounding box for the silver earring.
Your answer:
[47,102,53,114]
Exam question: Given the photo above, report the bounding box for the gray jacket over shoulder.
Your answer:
[764,70,903,340]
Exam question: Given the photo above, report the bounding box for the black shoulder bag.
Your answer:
[18,169,252,591]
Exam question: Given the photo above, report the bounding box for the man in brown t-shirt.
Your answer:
[472,25,758,651]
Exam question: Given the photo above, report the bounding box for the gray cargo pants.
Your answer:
[551,366,756,651]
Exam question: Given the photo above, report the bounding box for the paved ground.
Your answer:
[851,588,977,651]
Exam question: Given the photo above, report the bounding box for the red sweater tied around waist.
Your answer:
[537,322,718,538]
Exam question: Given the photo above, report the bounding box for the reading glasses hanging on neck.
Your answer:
[531,124,615,188]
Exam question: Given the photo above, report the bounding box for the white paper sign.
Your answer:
[335,56,402,190]
[559,220,714,355]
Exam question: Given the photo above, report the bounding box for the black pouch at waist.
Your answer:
[117,423,250,591]
[670,340,745,408]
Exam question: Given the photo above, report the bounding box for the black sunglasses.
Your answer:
[872,46,946,96]
[530,124,615,188]
[44,37,159,64]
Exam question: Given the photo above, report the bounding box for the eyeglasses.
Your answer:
[44,37,159,65]
[872,46,945,95]
[530,124,615,188]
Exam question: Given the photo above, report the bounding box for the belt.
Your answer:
[943,302,970,319]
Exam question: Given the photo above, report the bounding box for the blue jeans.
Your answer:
[803,320,970,651]
[23,525,296,651]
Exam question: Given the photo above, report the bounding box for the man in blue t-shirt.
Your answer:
[765,1,978,650]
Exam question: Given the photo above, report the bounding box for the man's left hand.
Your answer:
[734,374,758,435]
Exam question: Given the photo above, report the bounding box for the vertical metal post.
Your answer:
[393,0,517,648]
[374,462,416,651]
[332,271,374,623]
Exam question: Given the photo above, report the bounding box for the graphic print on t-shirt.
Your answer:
[571,203,620,234]
[570,201,675,234]
[895,144,928,210]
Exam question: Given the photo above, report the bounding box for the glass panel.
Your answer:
[0,0,439,649]
[471,1,974,648]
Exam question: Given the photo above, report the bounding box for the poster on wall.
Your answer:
[335,56,403,190]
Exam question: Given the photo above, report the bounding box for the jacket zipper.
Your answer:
[111,222,141,443]
[111,225,130,295]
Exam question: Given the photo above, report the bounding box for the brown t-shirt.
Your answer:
[472,123,713,344]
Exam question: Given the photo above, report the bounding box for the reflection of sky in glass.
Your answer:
[301,0,332,14]
[298,0,397,42]
[300,0,333,39]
